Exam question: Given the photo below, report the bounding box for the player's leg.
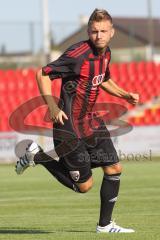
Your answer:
[86,134,121,225]
[35,152,82,192]
[53,138,93,193]
[97,162,134,233]
[98,162,122,227]
[36,152,93,193]
[85,130,134,233]
[96,144,134,232]
[98,162,134,232]
[15,139,93,193]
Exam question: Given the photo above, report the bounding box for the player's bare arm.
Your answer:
[36,69,68,125]
[101,78,139,105]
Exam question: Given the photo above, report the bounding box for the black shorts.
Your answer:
[53,124,119,183]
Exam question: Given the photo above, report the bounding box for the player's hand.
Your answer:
[49,107,68,125]
[126,92,139,105]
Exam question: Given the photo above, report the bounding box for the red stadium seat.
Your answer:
[137,61,146,75]
[128,62,137,76]
[110,63,119,81]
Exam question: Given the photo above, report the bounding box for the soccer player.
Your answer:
[16,9,139,233]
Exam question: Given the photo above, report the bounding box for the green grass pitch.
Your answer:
[0,160,160,240]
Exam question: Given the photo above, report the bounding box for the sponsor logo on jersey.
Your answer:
[92,73,105,87]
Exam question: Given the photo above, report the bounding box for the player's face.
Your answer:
[88,20,114,52]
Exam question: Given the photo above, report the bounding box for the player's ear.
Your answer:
[110,27,115,38]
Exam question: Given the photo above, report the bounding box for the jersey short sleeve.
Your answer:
[105,65,110,81]
[42,52,76,80]
[104,48,111,82]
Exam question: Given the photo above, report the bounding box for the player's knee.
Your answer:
[79,183,92,193]
[103,163,122,175]
[114,163,122,173]
[78,178,93,193]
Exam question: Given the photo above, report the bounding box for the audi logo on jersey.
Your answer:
[92,73,105,87]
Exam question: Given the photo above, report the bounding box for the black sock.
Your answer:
[34,152,80,193]
[99,173,121,227]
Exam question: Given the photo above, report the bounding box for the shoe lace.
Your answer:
[111,219,119,229]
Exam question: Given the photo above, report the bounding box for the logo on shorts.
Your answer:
[109,197,118,203]
[69,170,80,182]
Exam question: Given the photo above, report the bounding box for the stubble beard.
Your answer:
[96,44,108,55]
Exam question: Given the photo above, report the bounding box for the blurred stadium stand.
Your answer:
[0,61,160,132]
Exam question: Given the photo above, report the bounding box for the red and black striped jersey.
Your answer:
[42,40,111,138]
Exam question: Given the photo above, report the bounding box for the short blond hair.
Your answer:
[88,8,113,27]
